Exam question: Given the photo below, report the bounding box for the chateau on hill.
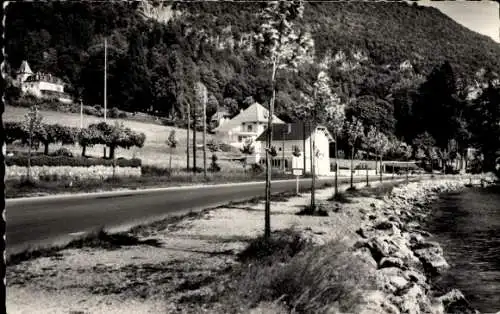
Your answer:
[15,60,73,104]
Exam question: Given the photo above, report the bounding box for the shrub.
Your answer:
[219,143,233,152]
[83,106,101,117]
[250,163,264,175]
[209,154,221,172]
[118,111,128,118]
[206,139,220,152]
[141,165,171,177]
[6,155,142,168]
[51,147,74,157]
[109,107,121,118]
[5,121,26,144]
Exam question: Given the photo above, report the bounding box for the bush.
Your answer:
[50,147,73,157]
[109,107,121,118]
[209,154,221,172]
[219,143,233,152]
[250,163,264,175]
[6,155,142,168]
[206,139,220,152]
[83,106,102,117]
[118,111,128,118]
[141,165,171,177]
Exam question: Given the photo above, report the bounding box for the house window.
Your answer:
[247,124,253,132]
[238,136,243,142]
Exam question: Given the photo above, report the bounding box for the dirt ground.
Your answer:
[7,179,404,314]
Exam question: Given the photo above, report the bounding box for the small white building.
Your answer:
[214,102,285,148]
[254,122,335,176]
[210,109,232,128]
[16,60,73,104]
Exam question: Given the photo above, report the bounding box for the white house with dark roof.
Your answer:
[214,102,285,148]
[16,60,73,104]
[254,122,335,176]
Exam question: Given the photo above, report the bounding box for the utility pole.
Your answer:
[187,101,190,171]
[103,38,107,159]
[203,92,207,179]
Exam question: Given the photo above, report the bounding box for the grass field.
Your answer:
[4,106,242,169]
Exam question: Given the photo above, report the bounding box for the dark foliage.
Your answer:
[6,155,142,168]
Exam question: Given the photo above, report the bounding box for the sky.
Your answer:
[417,0,500,43]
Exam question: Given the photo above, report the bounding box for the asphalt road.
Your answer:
[6,175,403,253]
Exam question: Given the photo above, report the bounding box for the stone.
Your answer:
[356,290,401,314]
[389,276,409,291]
[403,270,427,286]
[391,284,428,314]
[414,246,450,274]
[379,257,406,270]
[374,220,394,230]
[353,247,378,269]
[437,289,477,314]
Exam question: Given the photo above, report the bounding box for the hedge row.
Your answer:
[6,155,142,168]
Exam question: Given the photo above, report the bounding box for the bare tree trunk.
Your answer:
[379,155,383,182]
[265,59,277,240]
[27,131,32,181]
[169,149,172,174]
[334,137,338,196]
[187,102,190,172]
[303,123,307,173]
[366,160,369,187]
[310,123,315,211]
[193,115,197,173]
[203,97,207,179]
[350,146,354,189]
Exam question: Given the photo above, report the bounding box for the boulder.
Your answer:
[414,246,450,274]
[390,284,431,314]
[356,290,401,314]
[353,247,378,269]
[437,289,478,314]
[374,220,394,230]
[379,257,406,270]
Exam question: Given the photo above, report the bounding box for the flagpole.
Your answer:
[104,38,107,123]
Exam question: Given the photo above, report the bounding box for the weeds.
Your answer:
[327,192,353,203]
[237,229,308,265]
[226,240,375,313]
[296,204,329,216]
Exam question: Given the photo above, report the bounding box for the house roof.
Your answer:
[214,102,284,132]
[255,122,335,143]
[18,60,33,74]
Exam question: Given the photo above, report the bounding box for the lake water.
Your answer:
[425,186,500,313]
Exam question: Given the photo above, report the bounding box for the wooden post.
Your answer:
[187,101,190,171]
[296,173,300,195]
[203,95,207,179]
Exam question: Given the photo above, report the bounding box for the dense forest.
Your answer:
[4,1,500,169]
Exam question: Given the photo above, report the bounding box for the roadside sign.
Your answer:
[292,167,303,195]
[292,156,303,169]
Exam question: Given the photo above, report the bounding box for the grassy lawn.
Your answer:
[4,105,243,169]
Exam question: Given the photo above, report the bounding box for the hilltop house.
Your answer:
[214,102,285,148]
[15,60,73,104]
[254,122,335,176]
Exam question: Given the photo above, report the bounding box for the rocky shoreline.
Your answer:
[352,177,481,314]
